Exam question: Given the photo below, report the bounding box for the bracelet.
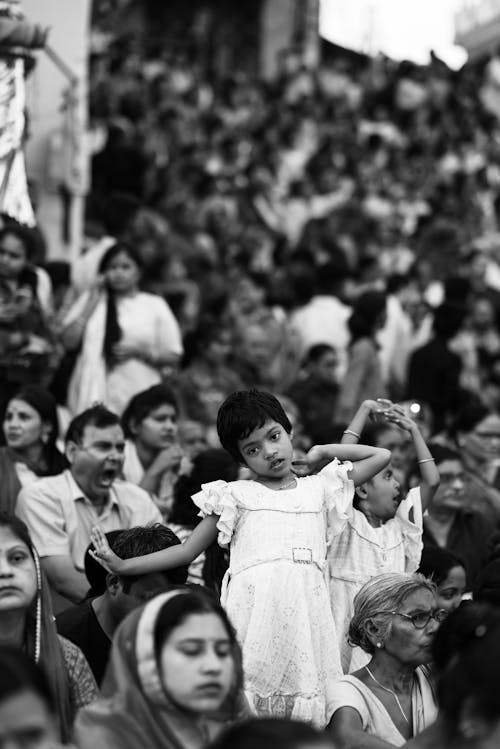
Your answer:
[418,458,435,464]
[344,429,360,439]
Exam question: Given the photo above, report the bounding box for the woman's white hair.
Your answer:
[348,572,436,654]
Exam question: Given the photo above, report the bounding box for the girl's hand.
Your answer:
[89,526,125,574]
[292,445,330,474]
[383,408,416,433]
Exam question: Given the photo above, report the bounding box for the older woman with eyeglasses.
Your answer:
[327,573,441,748]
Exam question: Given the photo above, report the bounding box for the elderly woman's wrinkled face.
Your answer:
[0,527,37,613]
[160,612,234,715]
[0,689,57,749]
[382,589,439,667]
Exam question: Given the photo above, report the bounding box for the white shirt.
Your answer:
[16,469,162,570]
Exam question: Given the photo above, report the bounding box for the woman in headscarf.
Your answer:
[0,513,97,743]
[75,588,246,749]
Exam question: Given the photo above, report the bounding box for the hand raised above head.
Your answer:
[89,526,124,574]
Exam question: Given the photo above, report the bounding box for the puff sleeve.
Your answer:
[191,479,238,548]
[396,486,423,572]
[318,459,355,540]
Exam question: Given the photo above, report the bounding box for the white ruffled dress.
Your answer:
[191,459,353,728]
[327,487,423,674]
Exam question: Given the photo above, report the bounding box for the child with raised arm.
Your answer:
[91,389,390,728]
[329,398,440,674]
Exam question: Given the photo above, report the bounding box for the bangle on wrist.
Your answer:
[344,429,360,439]
[418,458,435,464]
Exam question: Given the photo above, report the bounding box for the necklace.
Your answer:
[365,666,411,725]
[278,477,296,490]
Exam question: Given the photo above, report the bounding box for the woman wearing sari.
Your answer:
[327,573,439,748]
[75,588,246,749]
[0,513,97,744]
[62,241,183,416]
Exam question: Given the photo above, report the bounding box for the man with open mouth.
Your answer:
[17,403,163,612]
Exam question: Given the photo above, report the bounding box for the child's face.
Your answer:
[362,464,401,521]
[436,565,467,613]
[238,419,294,480]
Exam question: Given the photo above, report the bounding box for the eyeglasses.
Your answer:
[374,608,448,629]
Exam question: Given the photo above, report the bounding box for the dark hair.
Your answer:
[98,242,143,367]
[428,443,462,466]
[348,291,386,343]
[449,402,490,436]
[42,261,71,290]
[304,343,336,365]
[66,403,120,445]
[211,718,329,749]
[432,302,466,340]
[0,646,55,712]
[111,524,188,589]
[418,546,466,586]
[6,386,67,476]
[122,384,178,439]
[217,390,292,464]
[432,602,500,674]
[153,589,243,713]
[436,605,500,738]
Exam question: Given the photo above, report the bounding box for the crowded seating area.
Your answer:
[4,1,500,747]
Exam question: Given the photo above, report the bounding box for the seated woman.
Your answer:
[62,241,183,416]
[75,588,246,749]
[0,513,97,742]
[0,646,71,749]
[121,384,187,520]
[327,572,441,748]
[0,385,67,514]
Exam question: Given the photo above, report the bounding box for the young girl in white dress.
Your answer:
[91,389,390,728]
[329,399,440,673]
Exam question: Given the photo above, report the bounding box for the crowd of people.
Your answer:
[5,8,500,747]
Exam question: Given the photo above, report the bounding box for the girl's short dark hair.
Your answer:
[217,390,292,464]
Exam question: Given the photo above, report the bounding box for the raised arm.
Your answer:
[297,443,390,487]
[384,409,440,511]
[328,707,396,749]
[91,515,219,575]
[340,399,389,444]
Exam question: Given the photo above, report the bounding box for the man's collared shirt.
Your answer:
[16,469,162,570]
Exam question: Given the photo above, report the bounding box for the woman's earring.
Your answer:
[41,433,49,444]
[376,642,383,649]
